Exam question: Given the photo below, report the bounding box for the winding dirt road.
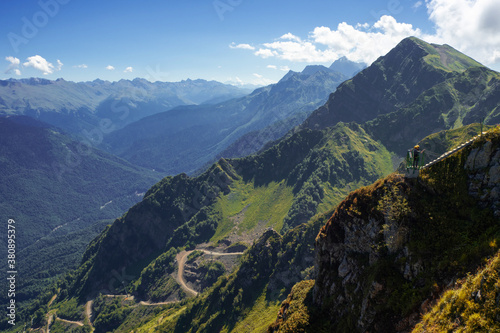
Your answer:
[85,300,94,330]
[44,249,245,331]
[56,317,84,327]
[175,249,244,297]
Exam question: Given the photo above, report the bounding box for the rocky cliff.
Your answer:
[270,126,500,332]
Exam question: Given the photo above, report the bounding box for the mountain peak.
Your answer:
[301,65,331,76]
[279,65,340,83]
[279,70,298,82]
[19,77,54,85]
[329,56,366,77]
[394,36,483,72]
[301,37,488,131]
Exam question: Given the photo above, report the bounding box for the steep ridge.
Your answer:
[270,126,500,332]
[421,132,486,169]
[301,37,485,131]
[413,246,500,332]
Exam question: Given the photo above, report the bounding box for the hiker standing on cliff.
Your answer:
[413,145,425,169]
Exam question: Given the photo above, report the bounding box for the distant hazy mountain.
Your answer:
[103,63,357,174]
[216,62,367,160]
[0,115,162,302]
[329,56,367,77]
[0,77,250,136]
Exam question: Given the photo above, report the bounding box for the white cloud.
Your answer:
[262,39,338,62]
[413,1,424,10]
[356,23,370,29]
[5,56,21,75]
[252,73,275,86]
[426,0,500,65]
[5,56,20,66]
[280,33,301,42]
[106,65,115,70]
[493,50,500,63]
[255,48,278,58]
[310,16,423,64]
[244,1,500,68]
[249,16,423,65]
[267,65,291,71]
[74,64,88,69]
[229,43,255,50]
[124,66,133,73]
[23,55,55,75]
[56,59,63,71]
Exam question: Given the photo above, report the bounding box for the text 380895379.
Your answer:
[6,219,16,326]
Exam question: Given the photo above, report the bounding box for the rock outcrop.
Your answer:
[309,129,500,332]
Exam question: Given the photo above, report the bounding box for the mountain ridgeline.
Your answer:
[10,37,500,332]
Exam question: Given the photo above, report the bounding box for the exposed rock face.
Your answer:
[465,139,500,217]
[313,175,418,332]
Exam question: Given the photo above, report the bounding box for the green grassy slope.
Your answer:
[115,210,332,333]
[301,37,484,131]
[413,249,500,332]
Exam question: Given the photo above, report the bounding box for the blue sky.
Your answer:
[1,0,500,85]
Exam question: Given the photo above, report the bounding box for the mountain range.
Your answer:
[0,77,251,136]
[3,37,500,332]
[101,62,354,174]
